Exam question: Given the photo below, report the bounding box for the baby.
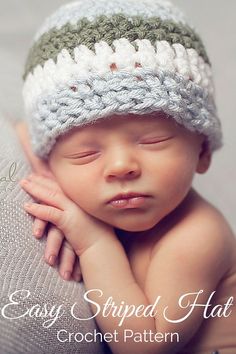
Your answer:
[18,0,236,353]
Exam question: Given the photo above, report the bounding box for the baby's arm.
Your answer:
[15,121,81,281]
[79,212,230,353]
[20,173,231,354]
[143,215,230,348]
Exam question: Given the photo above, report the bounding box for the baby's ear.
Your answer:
[196,140,212,174]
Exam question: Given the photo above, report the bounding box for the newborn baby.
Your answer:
[17,0,236,353]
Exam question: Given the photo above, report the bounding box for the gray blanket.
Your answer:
[0,115,108,354]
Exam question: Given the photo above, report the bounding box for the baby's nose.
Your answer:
[104,151,141,180]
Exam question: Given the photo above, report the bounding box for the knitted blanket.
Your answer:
[0,115,108,354]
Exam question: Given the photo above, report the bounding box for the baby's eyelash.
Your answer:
[69,152,99,159]
[140,140,160,144]
[140,136,174,144]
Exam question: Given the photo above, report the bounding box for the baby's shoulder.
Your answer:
[151,189,236,276]
[168,189,234,243]
[186,190,234,244]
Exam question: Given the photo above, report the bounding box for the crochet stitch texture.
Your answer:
[22,0,222,159]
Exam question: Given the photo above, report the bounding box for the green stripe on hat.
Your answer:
[23,14,209,79]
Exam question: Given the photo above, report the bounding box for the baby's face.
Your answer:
[48,113,206,232]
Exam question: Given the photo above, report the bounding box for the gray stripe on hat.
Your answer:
[34,0,189,42]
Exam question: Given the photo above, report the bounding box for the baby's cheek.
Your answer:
[161,155,197,199]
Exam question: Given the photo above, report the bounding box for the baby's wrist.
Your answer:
[74,227,117,258]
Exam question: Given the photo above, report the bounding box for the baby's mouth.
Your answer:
[107,192,150,209]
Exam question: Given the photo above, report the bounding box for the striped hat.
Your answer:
[22,0,222,160]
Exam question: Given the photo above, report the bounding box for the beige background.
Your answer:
[0,0,235,232]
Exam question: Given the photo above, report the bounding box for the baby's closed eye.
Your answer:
[65,151,101,164]
[139,135,175,144]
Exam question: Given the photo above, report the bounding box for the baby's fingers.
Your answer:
[33,218,48,238]
[44,225,64,266]
[23,202,64,230]
[20,178,69,210]
[72,257,82,282]
[58,241,76,281]
[28,173,61,191]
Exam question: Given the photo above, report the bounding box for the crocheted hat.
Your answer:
[22,0,222,160]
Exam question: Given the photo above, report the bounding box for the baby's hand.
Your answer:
[15,122,81,281]
[20,173,115,257]
[38,224,82,282]
[21,173,82,281]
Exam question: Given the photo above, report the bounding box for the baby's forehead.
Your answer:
[51,112,188,157]
[56,112,185,148]
[61,112,177,138]
[49,112,196,158]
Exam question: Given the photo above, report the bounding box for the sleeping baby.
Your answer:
[16,0,236,353]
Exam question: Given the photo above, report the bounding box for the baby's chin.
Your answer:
[109,217,160,233]
[88,208,164,233]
